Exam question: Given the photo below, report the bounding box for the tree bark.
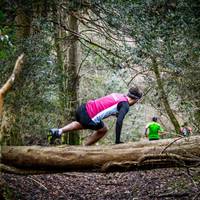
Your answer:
[15,6,31,39]
[152,58,181,133]
[67,13,80,145]
[0,54,24,143]
[52,5,80,145]
[1,2,32,146]
[0,54,24,117]
[1,136,200,174]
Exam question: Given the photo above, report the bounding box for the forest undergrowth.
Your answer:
[2,168,200,200]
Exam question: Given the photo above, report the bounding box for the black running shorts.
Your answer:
[75,104,104,130]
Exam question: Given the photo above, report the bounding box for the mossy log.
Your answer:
[1,136,200,174]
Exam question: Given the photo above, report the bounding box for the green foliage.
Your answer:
[0,10,5,21]
[0,28,15,60]
[1,20,61,145]
[95,0,200,131]
[1,0,199,145]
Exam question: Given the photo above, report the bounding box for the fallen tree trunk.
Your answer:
[1,136,200,174]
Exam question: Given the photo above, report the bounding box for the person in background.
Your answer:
[180,122,192,137]
[48,87,142,145]
[144,116,164,140]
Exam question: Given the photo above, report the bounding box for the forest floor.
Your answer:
[2,168,200,200]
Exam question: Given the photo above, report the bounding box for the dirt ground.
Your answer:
[2,168,200,200]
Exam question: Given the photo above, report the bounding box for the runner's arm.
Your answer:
[144,128,148,137]
[144,124,149,138]
[115,101,129,144]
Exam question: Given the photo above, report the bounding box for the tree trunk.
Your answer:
[152,58,181,133]
[66,13,80,145]
[15,6,31,39]
[53,5,66,121]
[53,6,80,145]
[0,54,24,144]
[1,2,32,145]
[0,54,24,116]
[1,136,200,174]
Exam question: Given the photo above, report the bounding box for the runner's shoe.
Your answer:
[115,141,124,144]
[48,128,61,144]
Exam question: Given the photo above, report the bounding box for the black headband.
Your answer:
[127,92,141,99]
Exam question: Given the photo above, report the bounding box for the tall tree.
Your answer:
[0,54,24,143]
[0,1,32,145]
[1,0,54,145]
[53,2,80,145]
[151,58,180,133]
[67,13,80,144]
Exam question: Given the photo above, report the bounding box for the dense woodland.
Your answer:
[0,0,200,199]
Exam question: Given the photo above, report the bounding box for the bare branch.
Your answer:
[0,53,24,117]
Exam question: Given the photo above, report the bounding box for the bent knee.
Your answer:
[97,126,107,134]
[102,125,108,132]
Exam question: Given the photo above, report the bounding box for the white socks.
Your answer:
[58,129,63,135]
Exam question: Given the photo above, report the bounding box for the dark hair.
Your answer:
[127,87,142,100]
[183,122,188,126]
[152,116,158,122]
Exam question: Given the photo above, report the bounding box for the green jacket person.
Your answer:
[144,117,164,140]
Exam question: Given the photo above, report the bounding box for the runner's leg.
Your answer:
[84,126,108,145]
[61,121,83,133]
